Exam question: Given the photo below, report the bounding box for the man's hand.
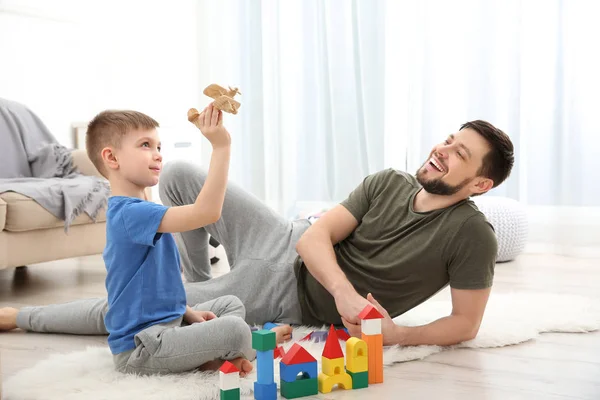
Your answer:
[334,289,371,326]
[341,293,403,346]
[196,104,231,149]
[183,308,217,325]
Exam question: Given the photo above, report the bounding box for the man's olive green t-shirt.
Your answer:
[294,168,497,326]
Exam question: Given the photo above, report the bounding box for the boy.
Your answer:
[86,104,253,376]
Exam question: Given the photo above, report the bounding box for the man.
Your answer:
[0,120,514,347]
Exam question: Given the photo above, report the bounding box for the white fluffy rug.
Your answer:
[5,293,600,400]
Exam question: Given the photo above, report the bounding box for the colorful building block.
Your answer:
[345,337,368,373]
[253,382,277,400]
[252,330,277,399]
[311,330,328,343]
[361,332,383,384]
[336,328,351,341]
[220,388,241,400]
[347,370,368,389]
[281,378,318,399]
[318,325,352,393]
[281,343,317,366]
[359,304,384,336]
[219,361,241,400]
[322,325,344,359]
[359,304,384,384]
[280,361,318,382]
[318,370,352,393]
[279,343,318,398]
[299,332,313,341]
[256,350,274,385]
[263,322,279,330]
[274,346,286,359]
[252,330,276,351]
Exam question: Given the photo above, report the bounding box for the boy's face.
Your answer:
[110,128,162,188]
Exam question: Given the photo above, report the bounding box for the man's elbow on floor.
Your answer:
[462,324,480,342]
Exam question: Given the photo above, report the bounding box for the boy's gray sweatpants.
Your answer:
[16,160,310,338]
[113,295,253,375]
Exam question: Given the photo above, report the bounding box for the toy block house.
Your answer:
[252,330,277,400]
[317,325,352,393]
[279,343,318,399]
[219,361,241,400]
[358,304,384,384]
[345,337,369,389]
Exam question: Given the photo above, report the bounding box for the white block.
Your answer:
[219,371,239,391]
[361,318,381,335]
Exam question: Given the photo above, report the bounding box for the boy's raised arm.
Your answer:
[158,104,231,233]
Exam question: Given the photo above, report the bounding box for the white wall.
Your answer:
[0,0,201,149]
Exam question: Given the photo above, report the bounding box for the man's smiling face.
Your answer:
[416,127,492,196]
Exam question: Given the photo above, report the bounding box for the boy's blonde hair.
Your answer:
[86,110,159,177]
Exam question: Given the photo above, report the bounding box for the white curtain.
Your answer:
[196,0,600,254]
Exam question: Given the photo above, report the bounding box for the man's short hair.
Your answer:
[461,120,514,188]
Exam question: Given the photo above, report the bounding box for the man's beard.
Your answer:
[416,165,471,196]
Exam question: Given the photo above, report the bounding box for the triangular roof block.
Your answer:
[219,360,240,374]
[358,304,384,320]
[281,343,316,365]
[322,325,344,359]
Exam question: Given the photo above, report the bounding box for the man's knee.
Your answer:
[220,295,246,318]
[159,161,207,205]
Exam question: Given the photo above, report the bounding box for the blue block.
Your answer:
[280,361,318,382]
[256,350,274,385]
[311,331,328,343]
[254,381,277,400]
[250,326,259,332]
[263,322,279,330]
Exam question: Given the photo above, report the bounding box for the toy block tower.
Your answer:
[345,337,369,389]
[359,304,384,384]
[252,330,277,400]
[219,361,241,400]
[279,343,318,399]
[317,325,352,393]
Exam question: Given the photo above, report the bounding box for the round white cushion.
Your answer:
[472,196,528,262]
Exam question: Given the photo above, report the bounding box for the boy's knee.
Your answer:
[221,316,252,348]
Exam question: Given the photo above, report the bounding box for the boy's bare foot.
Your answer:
[228,357,253,377]
[0,307,19,331]
[199,357,253,377]
[272,324,293,344]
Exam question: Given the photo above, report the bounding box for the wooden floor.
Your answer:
[1,252,599,399]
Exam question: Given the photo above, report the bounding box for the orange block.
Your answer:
[361,333,383,384]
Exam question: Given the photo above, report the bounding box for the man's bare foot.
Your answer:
[272,324,293,344]
[199,357,253,377]
[0,307,19,331]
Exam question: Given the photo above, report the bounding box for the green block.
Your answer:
[348,370,369,389]
[280,377,318,399]
[220,388,240,400]
[252,329,276,351]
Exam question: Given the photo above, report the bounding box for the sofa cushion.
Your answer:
[0,197,6,231]
[0,192,106,232]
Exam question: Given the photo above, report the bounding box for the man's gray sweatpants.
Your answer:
[16,160,310,338]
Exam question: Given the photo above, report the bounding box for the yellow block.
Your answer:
[318,371,353,393]
[321,356,345,376]
[346,337,368,373]
[362,333,383,384]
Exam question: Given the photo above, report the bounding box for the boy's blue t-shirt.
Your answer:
[103,196,186,354]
